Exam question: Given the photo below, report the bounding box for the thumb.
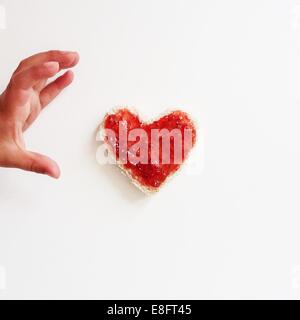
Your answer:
[16,150,61,179]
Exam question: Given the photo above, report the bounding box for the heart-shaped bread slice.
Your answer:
[100,108,197,194]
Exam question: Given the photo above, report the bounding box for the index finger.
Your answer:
[14,50,80,74]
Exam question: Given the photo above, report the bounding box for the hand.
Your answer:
[0,50,80,178]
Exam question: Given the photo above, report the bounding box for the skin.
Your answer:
[0,50,80,179]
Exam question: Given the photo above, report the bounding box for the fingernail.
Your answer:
[50,165,61,179]
[43,61,59,70]
[61,50,77,55]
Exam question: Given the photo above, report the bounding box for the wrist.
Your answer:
[0,97,7,167]
[0,127,11,168]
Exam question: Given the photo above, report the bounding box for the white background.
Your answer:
[0,0,300,299]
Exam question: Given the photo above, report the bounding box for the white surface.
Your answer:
[0,0,300,300]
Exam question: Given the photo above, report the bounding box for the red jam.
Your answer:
[103,108,197,190]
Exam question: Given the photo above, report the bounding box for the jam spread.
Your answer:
[103,108,197,190]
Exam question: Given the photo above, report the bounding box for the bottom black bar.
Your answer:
[0,300,297,318]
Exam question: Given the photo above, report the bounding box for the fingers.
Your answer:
[14,50,80,74]
[15,150,61,179]
[11,62,60,90]
[40,70,74,108]
[1,144,61,179]
[9,51,80,94]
